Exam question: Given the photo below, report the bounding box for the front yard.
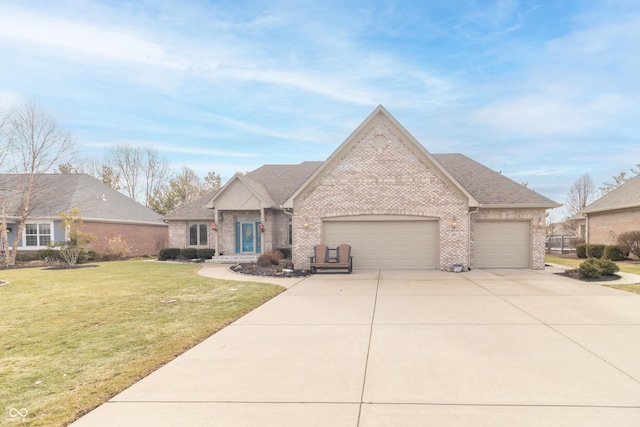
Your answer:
[0,260,284,426]
[546,254,640,293]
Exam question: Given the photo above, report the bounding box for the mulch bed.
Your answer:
[555,270,621,282]
[230,263,311,278]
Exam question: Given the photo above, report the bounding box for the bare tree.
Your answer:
[0,100,74,266]
[142,148,169,208]
[566,174,597,217]
[204,171,222,191]
[109,144,142,200]
[151,166,206,214]
[599,164,640,195]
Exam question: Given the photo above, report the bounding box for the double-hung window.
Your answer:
[25,222,52,247]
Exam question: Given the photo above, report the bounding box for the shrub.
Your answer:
[39,248,60,263]
[597,258,620,276]
[86,250,100,261]
[586,244,606,259]
[105,235,131,261]
[576,243,588,259]
[277,247,292,259]
[158,248,180,260]
[179,248,198,259]
[578,259,604,278]
[15,251,43,262]
[257,249,283,267]
[197,248,215,260]
[578,258,620,278]
[604,245,627,261]
[617,230,640,259]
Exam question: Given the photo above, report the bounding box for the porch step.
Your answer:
[206,255,258,264]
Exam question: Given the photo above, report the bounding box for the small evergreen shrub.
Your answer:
[578,258,620,278]
[576,243,588,259]
[158,248,180,260]
[257,249,283,267]
[604,245,626,261]
[179,248,198,259]
[597,258,620,276]
[86,250,100,261]
[586,244,606,259]
[15,251,43,262]
[578,259,603,278]
[197,248,215,260]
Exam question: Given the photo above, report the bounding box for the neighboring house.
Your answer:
[579,173,640,247]
[0,173,168,257]
[164,106,560,270]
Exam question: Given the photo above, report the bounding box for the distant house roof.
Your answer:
[433,154,561,208]
[0,173,165,225]
[163,162,323,219]
[580,173,640,214]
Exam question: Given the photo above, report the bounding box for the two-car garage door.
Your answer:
[323,219,438,270]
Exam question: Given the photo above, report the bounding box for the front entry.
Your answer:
[235,221,262,254]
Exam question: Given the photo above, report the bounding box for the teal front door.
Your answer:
[241,223,254,252]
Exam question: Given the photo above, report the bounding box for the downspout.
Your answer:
[260,207,265,253]
[468,207,479,269]
[214,208,219,258]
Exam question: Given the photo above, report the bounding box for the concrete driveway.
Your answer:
[73,267,640,426]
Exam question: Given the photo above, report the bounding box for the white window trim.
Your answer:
[22,221,55,250]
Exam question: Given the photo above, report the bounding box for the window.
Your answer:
[288,217,292,245]
[189,223,208,246]
[25,222,52,247]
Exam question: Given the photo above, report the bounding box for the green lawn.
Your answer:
[546,254,640,294]
[0,260,284,426]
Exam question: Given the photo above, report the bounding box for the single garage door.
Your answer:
[474,221,531,268]
[323,220,438,270]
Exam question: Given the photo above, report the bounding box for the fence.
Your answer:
[546,235,579,254]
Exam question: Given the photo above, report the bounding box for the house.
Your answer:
[0,173,168,257]
[164,106,560,270]
[579,173,640,248]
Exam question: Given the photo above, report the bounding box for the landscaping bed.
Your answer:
[230,262,311,277]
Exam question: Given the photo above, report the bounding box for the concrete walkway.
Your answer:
[73,266,640,426]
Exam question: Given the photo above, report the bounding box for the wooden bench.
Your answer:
[309,243,353,274]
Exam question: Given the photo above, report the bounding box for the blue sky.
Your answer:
[1,0,639,220]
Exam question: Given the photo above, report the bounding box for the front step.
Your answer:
[206,255,258,264]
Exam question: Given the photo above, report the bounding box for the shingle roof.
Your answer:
[246,161,323,205]
[161,190,218,220]
[433,153,560,207]
[580,173,640,214]
[0,173,165,224]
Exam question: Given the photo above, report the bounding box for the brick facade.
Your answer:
[292,116,470,270]
[587,208,640,245]
[80,221,167,256]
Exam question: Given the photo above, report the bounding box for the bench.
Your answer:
[309,243,353,274]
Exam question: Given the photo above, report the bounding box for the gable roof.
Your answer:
[0,173,165,225]
[580,173,640,214]
[284,105,479,208]
[163,162,322,219]
[161,190,218,220]
[433,154,561,208]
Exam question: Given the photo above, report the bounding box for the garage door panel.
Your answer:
[323,220,438,270]
[474,221,530,269]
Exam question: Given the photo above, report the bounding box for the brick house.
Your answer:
[0,173,167,257]
[579,173,640,249]
[164,106,559,270]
